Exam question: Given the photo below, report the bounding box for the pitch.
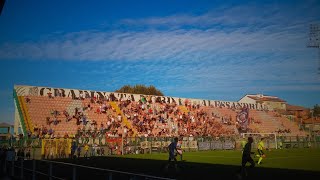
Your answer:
[29,148,319,180]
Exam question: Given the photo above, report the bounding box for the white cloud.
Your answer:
[120,2,319,30]
[0,28,309,61]
[1,2,319,62]
[1,1,319,62]
[0,2,319,94]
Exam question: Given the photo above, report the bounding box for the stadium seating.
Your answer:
[17,92,307,140]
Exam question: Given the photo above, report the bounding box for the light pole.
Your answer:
[311,109,314,131]
[121,116,124,155]
[307,24,320,74]
[310,109,316,144]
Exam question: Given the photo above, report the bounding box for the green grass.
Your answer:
[122,148,320,171]
[49,148,320,180]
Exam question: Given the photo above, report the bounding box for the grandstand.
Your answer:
[0,84,314,179]
[13,85,307,142]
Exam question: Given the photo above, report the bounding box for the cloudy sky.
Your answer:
[0,0,319,124]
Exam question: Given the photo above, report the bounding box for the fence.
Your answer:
[121,135,320,154]
[2,135,320,158]
[279,135,320,149]
[120,136,238,155]
[0,137,42,148]
[4,156,176,180]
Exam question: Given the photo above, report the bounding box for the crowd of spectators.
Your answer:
[25,93,256,141]
[275,128,292,134]
[117,97,236,138]
[23,93,301,143]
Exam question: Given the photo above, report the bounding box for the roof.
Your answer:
[0,122,14,128]
[303,118,320,124]
[286,104,309,111]
[247,95,286,102]
[277,109,290,115]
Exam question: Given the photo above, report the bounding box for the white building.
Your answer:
[239,94,287,111]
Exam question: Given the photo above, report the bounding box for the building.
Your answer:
[0,122,13,143]
[286,104,310,118]
[239,94,287,110]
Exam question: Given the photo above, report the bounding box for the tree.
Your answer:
[312,104,320,117]
[115,84,164,96]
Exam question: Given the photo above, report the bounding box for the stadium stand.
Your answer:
[13,85,307,151]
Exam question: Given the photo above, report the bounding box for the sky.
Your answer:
[0,0,319,124]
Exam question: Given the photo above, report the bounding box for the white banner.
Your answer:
[14,85,267,110]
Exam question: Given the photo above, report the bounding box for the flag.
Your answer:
[236,107,249,133]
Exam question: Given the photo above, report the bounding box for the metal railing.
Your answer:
[5,157,176,180]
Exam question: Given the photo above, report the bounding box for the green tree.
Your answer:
[312,104,320,117]
[115,84,164,96]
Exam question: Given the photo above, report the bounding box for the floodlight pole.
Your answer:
[318,49,320,73]
[307,24,320,74]
[311,109,316,145]
[274,133,277,149]
[121,118,124,155]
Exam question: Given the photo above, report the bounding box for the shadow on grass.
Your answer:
[11,156,320,180]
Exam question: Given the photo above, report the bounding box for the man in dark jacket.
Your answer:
[239,136,255,178]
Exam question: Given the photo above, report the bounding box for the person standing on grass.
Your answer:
[26,146,31,160]
[77,145,81,158]
[0,147,6,175]
[239,136,255,178]
[165,137,179,170]
[241,137,247,154]
[71,141,77,159]
[176,139,183,161]
[84,144,89,158]
[256,138,266,165]
[278,140,283,149]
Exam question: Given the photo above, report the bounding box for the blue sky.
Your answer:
[0,0,320,124]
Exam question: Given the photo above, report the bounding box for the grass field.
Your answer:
[122,148,320,172]
[8,148,320,180]
[62,148,320,180]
